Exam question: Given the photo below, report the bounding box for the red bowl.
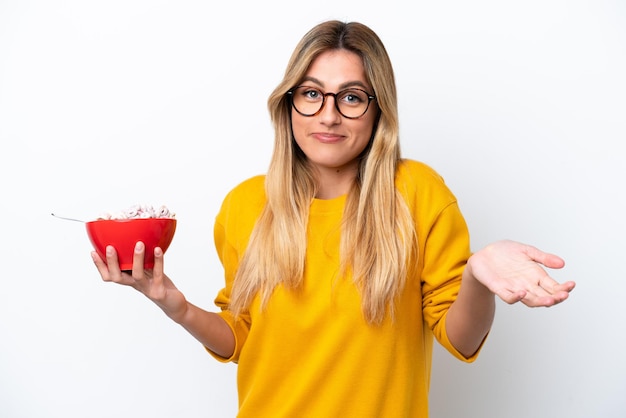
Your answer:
[86,218,177,270]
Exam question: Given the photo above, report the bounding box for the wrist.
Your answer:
[463,253,494,297]
[159,299,190,325]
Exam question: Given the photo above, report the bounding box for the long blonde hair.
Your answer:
[229,21,415,324]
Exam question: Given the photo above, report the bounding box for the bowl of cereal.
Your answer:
[86,204,177,271]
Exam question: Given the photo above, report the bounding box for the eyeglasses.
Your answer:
[287,86,376,119]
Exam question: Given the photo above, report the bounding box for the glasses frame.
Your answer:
[286,85,376,119]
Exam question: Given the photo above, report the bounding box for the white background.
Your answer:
[1,1,624,417]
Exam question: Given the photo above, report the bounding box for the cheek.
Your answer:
[360,117,377,142]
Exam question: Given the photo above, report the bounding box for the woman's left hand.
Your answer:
[467,240,576,307]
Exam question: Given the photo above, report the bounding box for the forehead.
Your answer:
[304,49,368,89]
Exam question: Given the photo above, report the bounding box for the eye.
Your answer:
[300,87,323,101]
[338,89,367,106]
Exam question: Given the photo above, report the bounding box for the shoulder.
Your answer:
[223,175,266,203]
[396,159,454,199]
[396,160,469,258]
[395,159,459,220]
[397,159,444,184]
[217,175,266,220]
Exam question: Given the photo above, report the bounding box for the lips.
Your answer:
[313,132,345,144]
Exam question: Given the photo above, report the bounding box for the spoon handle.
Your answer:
[51,213,85,223]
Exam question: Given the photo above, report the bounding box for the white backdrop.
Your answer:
[1,1,624,417]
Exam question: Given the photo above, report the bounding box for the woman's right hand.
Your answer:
[91,241,189,323]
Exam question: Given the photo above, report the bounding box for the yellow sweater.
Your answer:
[211,159,481,417]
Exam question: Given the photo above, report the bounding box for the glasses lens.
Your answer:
[336,89,370,118]
[291,86,324,116]
[291,86,371,118]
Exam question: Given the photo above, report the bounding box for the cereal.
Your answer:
[96,204,176,220]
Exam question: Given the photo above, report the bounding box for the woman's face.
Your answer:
[291,49,378,177]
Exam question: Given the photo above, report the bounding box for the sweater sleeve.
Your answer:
[209,218,251,363]
[397,160,486,362]
[421,200,484,362]
[205,176,266,363]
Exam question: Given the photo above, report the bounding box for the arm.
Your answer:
[91,242,235,358]
[445,240,576,358]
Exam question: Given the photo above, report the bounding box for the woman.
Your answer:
[92,20,575,417]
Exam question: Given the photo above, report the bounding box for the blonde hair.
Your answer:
[229,21,415,324]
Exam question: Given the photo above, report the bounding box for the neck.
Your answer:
[314,165,358,199]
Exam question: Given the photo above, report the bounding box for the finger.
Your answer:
[521,293,569,307]
[104,245,124,277]
[131,241,146,279]
[520,284,572,307]
[525,246,566,269]
[152,246,164,276]
[496,273,566,306]
[97,245,135,285]
[534,273,576,301]
[495,288,527,305]
[545,279,576,294]
[91,250,112,281]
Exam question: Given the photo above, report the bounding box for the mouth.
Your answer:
[313,132,344,144]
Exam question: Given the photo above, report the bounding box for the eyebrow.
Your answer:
[300,76,371,91]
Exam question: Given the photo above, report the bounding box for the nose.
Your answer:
[318,94,342,124]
